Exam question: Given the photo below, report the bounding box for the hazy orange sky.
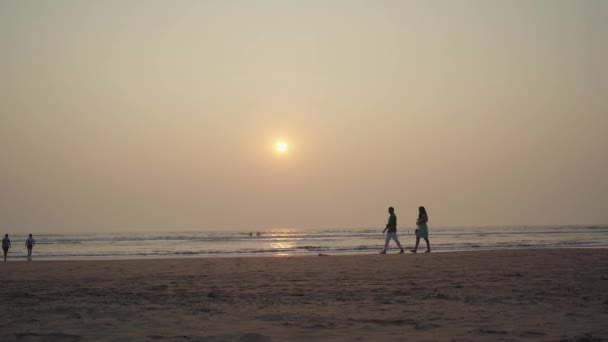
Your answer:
[1,0,607,232]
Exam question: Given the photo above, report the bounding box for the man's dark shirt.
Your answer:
[386,214,397,233]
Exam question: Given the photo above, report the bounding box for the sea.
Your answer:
[4,225,607,261]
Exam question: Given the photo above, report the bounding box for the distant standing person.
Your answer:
[2,234,10,262]
[25,234,35,258]
[380,207,405,254]
[411,206,431,253]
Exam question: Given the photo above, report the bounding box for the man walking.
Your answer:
[380,207,405,254]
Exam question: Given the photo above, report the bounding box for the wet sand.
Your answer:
[1,249,607,341]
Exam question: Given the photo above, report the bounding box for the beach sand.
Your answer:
[1,249,607,341]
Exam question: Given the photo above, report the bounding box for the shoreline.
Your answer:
[4,225,606,263]
[3,245,608,262]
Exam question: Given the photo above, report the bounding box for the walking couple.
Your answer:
[380,206,431,254]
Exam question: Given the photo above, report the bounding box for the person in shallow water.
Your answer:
[380,207,405,254]
[411,206,431,253]
[25,234,35,258]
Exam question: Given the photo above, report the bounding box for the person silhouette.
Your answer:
[411,206,431,253]
[25,234,35,258]
[2,234,10,262]
[380,207,405,254]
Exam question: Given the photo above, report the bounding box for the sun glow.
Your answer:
[275,142,288,153]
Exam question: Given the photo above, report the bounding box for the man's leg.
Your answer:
[392,234,402,248]
[392,234,405,253]
[384,233,392,250]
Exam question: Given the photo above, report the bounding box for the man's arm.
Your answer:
[382,217,391,233]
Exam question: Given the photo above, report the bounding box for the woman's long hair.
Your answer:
[418,206,427,219]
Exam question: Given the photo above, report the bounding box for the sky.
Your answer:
[1,0,607,233]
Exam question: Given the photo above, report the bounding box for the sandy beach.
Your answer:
[1,249,607,341]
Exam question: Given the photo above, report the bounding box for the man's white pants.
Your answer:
[384,232,402,249]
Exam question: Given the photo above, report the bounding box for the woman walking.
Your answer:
[411,206,431,253]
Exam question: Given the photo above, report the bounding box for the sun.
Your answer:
[275,142,288,153]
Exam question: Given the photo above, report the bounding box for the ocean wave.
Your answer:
[25,225,607,244]
[5,225,605,260]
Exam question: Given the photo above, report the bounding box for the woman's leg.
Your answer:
[411,238,420,253]
[424,238,431,252]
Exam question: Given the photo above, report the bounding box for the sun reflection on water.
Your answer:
[265,229,298,256]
